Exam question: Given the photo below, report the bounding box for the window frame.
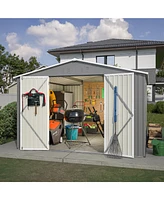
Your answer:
[96,55,115,65]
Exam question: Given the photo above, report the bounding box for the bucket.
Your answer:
[151,139,164,156]
[65,125,79,140]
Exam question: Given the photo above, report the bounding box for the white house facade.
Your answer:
[48,39,164,102]
[60,49,156,70]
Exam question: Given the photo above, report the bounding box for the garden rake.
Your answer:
[106,86,122,158]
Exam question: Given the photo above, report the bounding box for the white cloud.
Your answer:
[26,18,132,48]
[6,32,42,61]
[80,18,133,42]
[39,19,46,24]
[27,20,78,47]
[140,31,151,38]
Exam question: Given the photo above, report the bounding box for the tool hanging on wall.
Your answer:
[91,99,96,106]
[96,86,100,99]
[93,89,96,98]
[88,86,92,104]
[99,102,103,112]
[22,88,46,115]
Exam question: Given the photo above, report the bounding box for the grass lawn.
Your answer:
[147,112,164,127]
[0,157,164,182]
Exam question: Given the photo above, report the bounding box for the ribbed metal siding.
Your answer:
[134,74,147,157]
[20,76,49,150]
[64,85,83,106]
[104,73,134,158]
[17,78,20,149]
[49,83,63,91]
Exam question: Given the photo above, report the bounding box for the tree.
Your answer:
[28,56,40,71]
[0,45,8,71]
[0,44,40,92]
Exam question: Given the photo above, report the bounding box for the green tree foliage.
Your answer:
[0,102,17,144]
[0,44,40,89]
[0,44,8,71]
[154,101,164,114]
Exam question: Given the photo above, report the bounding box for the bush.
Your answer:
[157,70,164,77]
[147,104,156,113]
[0,102,17,144]
[154,101,164,114]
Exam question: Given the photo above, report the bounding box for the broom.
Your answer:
[106,86,122,158]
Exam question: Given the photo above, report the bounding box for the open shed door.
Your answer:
[20,76,49,150]
[104,73,134,158]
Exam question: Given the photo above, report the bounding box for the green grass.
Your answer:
[0,157,164,182]
[147,112,164,127]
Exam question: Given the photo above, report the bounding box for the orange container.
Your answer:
[49,120,60,129]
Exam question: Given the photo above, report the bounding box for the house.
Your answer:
[48,38,164,102]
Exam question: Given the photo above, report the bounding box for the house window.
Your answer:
[96,56,105,64]
[96,55,115,65]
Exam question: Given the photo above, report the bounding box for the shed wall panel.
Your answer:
[104,73,134,158]
[17,79,20,149]
[49,83,63,91]
[20,76,49,150]
[64,85,83,106]
[134,74,147,157]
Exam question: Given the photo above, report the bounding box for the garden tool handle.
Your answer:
[35,101,37,116]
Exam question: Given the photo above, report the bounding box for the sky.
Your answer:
[1,1,164,68]
[2,18,164,67]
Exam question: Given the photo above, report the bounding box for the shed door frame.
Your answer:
[104,73,134,158]
[20,76,49,150]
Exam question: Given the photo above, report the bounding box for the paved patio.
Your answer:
[0,133,164,171]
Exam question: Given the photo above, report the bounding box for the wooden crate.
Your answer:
[148,123,162,138]
[148,139,153,149]
[147,123,163,148]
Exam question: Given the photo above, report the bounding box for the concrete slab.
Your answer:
[0,137,164,171]
[0,141,71,162]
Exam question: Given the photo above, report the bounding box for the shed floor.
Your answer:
[50,133,104,153]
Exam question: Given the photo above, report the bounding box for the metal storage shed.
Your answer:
[14,58,148,158]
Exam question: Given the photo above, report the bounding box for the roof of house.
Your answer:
[48,38,164,57]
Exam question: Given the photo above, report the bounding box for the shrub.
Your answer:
[156,70,164,77]
[147,104,156,113]
[154,101,164,114]
[0,102,17,144]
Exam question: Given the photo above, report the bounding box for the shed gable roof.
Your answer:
[14,58,148,81]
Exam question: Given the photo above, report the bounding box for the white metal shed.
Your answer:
[14,59,148,158]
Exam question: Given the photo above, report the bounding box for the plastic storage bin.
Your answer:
[65,125,79,140]
[151,139,164,156]
[49,120,63,145]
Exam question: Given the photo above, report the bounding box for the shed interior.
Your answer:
[48,75,105,153]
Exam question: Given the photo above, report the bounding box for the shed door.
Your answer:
[104,73,134,158]
[20,76,49,150]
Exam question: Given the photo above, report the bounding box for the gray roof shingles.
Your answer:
[48,38,164,55]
